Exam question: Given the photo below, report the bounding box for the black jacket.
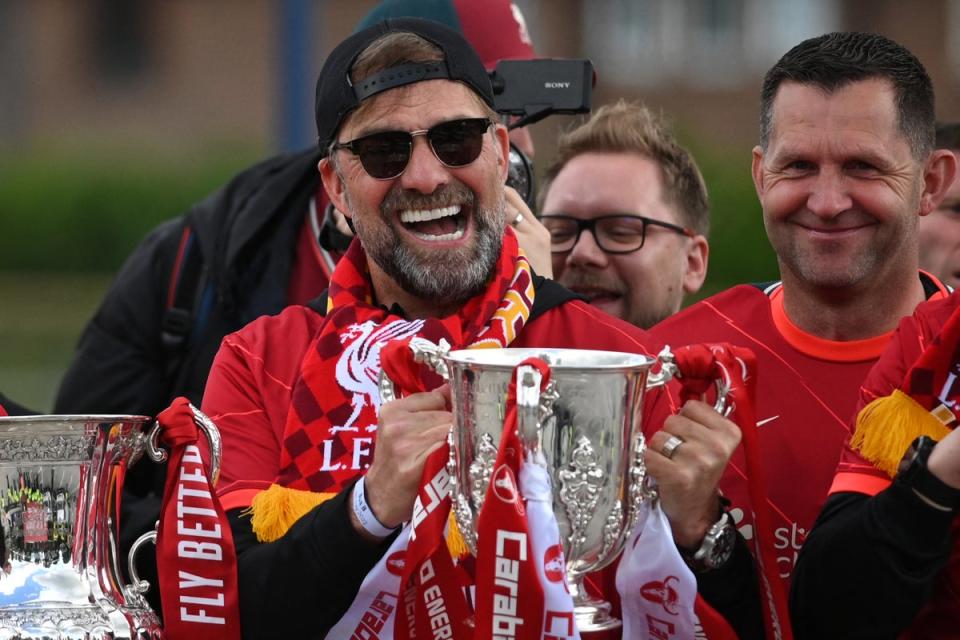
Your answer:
[53,147,322,612]
[791,485,957,639]
[0,393,33,415]
[55,147,322,418]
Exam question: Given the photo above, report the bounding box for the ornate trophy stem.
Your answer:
[568,575,621,632]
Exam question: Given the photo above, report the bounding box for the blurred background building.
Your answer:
[2,0,959,410]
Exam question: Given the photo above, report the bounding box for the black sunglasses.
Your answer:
[332,117,493,180]
[541,214,695,254]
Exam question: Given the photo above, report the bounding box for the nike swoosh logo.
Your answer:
[756,415,780,427]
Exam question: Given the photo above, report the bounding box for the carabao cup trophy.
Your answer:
[0,408,221,639]
[381,343,723,632]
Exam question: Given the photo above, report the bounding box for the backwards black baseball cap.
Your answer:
[315,17,495,154]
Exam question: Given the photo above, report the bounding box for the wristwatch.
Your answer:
[898,435,960,512]
[680,510,736,572]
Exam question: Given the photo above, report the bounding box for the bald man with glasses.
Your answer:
[539,100,710,329]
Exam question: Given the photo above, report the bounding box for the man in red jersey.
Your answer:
[649,31,957,607]
[199,19,741,639]
[53,1,553,616]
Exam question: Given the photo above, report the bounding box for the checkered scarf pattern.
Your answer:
[900,306,960,419]
[852,301,960,478]
[275,230,533,492]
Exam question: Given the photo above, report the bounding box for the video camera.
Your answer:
[489,59,595,207]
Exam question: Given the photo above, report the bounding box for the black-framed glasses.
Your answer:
[332,117,493,180]
[541,214,695,254]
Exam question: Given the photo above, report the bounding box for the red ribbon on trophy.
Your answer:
[155,397,241,640]
[474,358,556,639]
[380,341,474,640]
[671,344,793,640]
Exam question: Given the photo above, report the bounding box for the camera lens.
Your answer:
[506,144,536,208]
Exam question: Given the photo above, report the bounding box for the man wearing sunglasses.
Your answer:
[539,101,711,330]
[193,19,746,638]
[52,0,550,616]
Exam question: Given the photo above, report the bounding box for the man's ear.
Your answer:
[919,150,959,216]
[751,145,766,199]
[319,157,352,219]
[682,234,709,295]
[492,123,511,185]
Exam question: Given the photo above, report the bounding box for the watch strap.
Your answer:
[898,436,960,512]
[680,509,736,573]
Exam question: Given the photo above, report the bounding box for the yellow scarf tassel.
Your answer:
[249,484,335,543]
[850,389,952,478]
[249,482,473,559]
[446,511,470,559]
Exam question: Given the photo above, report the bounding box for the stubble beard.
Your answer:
[349,181,506,306]
[558,263,680,330]
[776,212,915,291]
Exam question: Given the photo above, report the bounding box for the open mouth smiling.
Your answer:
[568,286,622,303]
[398,205,466,241]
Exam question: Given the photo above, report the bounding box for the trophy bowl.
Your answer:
[0,415,159,639]
[0,409,221,640]
[382,344,675,632]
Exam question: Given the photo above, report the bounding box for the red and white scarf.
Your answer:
[275,230,534,495]
[302,231,533,638]
[154,398,242,640]
[473,358,581,639]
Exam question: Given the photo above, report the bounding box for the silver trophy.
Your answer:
[381,343,726,632]
[0,407,221,639]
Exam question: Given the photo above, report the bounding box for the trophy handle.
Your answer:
[145,403,223,484]
[126,528,158,598]
[645,346,732,417]
[127,404,224,598]
[646,346,680,389]
[377,338,452,403]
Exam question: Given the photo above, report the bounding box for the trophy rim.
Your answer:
[0,414,152,421]
[0,414,153,428]
[443,347,655,371]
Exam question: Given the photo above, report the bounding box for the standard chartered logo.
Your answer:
[730,507,806,578]
[729,507,754,540]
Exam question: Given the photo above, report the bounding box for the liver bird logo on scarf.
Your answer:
[333,319,425,433]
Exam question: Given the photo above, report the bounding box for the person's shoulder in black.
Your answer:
[0,392,34,416]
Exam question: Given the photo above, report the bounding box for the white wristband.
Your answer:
[352,476,398,538]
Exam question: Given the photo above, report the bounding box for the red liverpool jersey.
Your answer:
[651,280,948,592]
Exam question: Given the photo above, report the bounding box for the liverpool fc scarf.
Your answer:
[850,301,960,639]
[246,230,534,636]
[269,230,534,498]
[852,303,960,476]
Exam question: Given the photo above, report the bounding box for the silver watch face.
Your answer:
[694,512,736,570]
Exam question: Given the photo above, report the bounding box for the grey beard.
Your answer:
[385,218,502,303]
[351,183,506,307]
